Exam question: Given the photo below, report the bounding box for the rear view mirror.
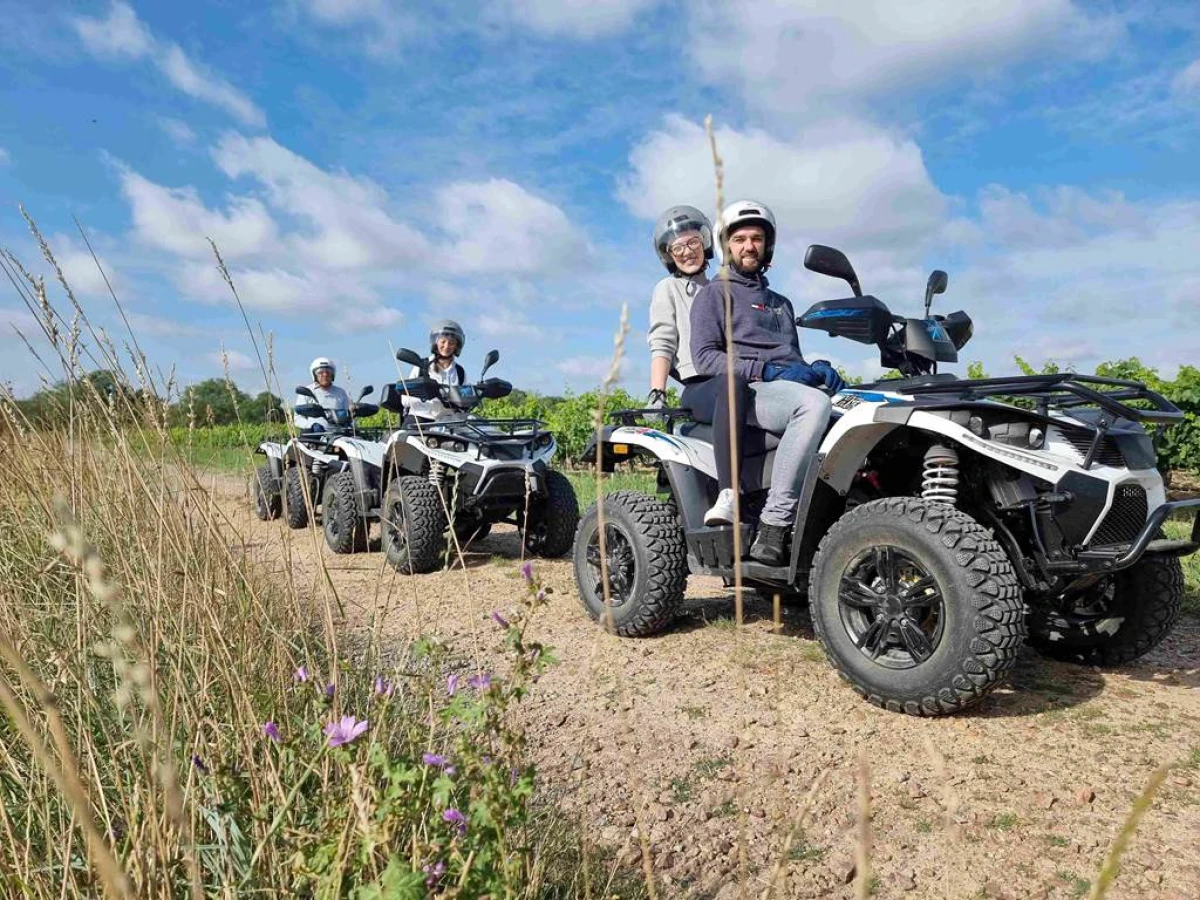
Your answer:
[481,349,500,379]
[804,245,862,297]
[293,403,325,419]
[924,269,948,317]
[395,347,425,369]
[357,385,374,400]
[295,385,317,400]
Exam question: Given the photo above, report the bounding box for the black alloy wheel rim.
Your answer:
[837,545,945,670]
[385,494,409,559]
[254,481,268,517]
[583,523,636,609]
[1048,578,1119,633]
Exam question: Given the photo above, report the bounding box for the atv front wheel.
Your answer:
[1028,553,1183,666]
[282,466,310,529]
[381,476,447,574]
[524,470,579,558]
[323,470,369,554]
[251,464,281,521]
[809,497,1025,716]
[573,491,687,637]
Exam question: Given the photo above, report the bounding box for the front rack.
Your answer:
[405,416,549,443]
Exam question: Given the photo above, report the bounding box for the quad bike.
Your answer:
[573,244,1199,716]
[371,347,579,574]
[250,385,381,532]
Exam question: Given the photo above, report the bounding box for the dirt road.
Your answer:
[213,473,1199,900]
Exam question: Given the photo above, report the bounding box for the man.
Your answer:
[689,200,844,565]
[294,356,351,431]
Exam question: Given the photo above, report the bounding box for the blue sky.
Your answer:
[1,0,1198,401]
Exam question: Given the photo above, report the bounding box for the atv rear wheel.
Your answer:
[809,497,1025,716]
[282,466,310,529]
[573,491,687,637]
[323,470,369,554]
[381,476,447,574]
[251,464,281,521]
[524,470,579,558]
[1028,553,1183,666]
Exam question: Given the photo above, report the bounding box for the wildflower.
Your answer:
[535,588,547,603]
[468,672,491,691]
[446,673,460,696]
[325,683,336,698]
[373,676,394,697]
[520,560,533,583]
[262,721,282,743]
[423,860,446,887]
[490,610,509,629]
[423,753,447,767]
[443,807,467,835]
[294,666,309,683]
[191,754,208,774]
[324,715,369,748]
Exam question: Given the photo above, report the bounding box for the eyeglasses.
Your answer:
[669,237,704,259]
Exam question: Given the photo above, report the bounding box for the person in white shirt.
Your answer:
[403,320,468,422]
[294,356,351,431]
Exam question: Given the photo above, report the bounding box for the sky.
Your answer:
[0,0,1198,401]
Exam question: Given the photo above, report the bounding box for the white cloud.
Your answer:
[437,178,587,274]
[503,0,658,38]
[124,312,209,337]
[71,2,265,127]
[0,147,10,165]
[207,347,257,373]
[296,0,409,55]
[158,117,197,145]
[330,306,404,334]
[212,134,426,268]
[687,0,1113,114]
[619,115,945,254]
[555,355,625,382]
[45,233,120,299]
[118,166,280,260]
[1173,58,1200,97]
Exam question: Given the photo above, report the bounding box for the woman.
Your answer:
[646,205,749,526]
[403,319,468,423]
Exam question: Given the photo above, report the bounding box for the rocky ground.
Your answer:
[213,473,1199,899]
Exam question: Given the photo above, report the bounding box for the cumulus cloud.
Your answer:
[71,2,265,126]
[502,0,658,38]
[619,115,945,255]
[157,117,197,145]
[437,178,588,274]
[686,0,1113,114]
[45,233,120,299]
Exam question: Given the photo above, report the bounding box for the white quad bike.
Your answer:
[353,347,580,574]
[250,385,383,536]
[574,244,1199,716]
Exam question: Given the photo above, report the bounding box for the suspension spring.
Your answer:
[922,444,959,505]
[428,459,446,487]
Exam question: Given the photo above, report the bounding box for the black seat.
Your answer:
[677,422,781,454]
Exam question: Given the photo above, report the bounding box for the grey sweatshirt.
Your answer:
[294,382,351,430]
[689,267,804,382]
[647,271,709,382]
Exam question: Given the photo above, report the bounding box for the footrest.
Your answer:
[686,524,752,569]
[739,560,791,584]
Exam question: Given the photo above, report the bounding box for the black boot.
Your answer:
[750,522,789,566]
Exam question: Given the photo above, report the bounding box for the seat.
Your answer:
[676,422,781,454]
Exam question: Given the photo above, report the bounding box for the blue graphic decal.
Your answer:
[839,390,908,404]
[807,308,870,319]
[924,319,947,341]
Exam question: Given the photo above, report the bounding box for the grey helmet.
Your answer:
[652,205,714,274]
[429,319,465,358]
[717,200,777,270]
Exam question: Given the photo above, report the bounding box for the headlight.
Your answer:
[537,433,553,448]
[426,436,440,449]
[1028,428,1044,449]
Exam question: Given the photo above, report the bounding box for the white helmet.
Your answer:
[652,205,714,274]
[310,356,335,380]
[429,319,465,358]
[718,200,777,270]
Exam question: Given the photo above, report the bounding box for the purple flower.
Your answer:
[262,721,281,743]
[191,754,208,774]
[324,715,369,748]
[535,588,547,603]
[373,676,394,697]
[446,673,460,696]
[490,610,510,628]
[294,666,309,683]
[468,672,491,691]
[443,807,467,835]
[324,683,336,698]
[423,860,446,887]
[423,753,447,767]
[520,561,533,583]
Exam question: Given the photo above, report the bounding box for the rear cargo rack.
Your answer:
[405,417,549,443]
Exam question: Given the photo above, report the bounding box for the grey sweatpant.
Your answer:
[747,381,832,527]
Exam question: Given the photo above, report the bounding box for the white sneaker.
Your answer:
[704,489,737,526]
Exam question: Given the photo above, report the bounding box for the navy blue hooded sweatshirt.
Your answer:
[689,267,805,382]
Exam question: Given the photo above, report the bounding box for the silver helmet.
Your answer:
[652,205,714,274]
[717,200,777,270]
[429,319,465,358]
